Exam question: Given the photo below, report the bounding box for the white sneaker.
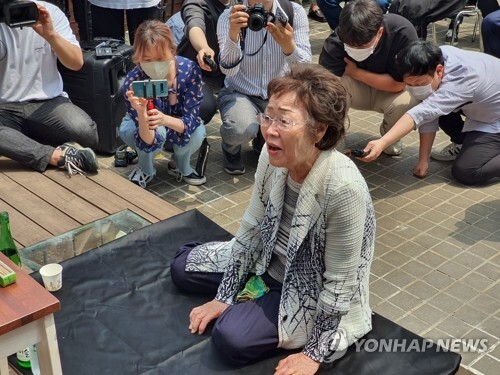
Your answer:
[431,142,462,161]
[128,166,155,188]
[382,141,403,156]
[380,123,403,156]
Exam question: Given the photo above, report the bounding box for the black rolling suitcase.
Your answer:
[58,43,135,153]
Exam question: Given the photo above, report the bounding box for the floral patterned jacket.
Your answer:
[186,147,376,362]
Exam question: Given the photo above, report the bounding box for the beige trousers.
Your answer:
[340,75,419,135]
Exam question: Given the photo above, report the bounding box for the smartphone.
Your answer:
[131,79,168,98]
[275,3,288,27]
[344,149,367,158]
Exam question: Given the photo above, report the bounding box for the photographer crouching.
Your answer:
[217,0,311,175]
[0,1,99,175]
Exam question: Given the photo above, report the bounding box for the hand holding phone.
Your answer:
[203,54,218,72]
[344,149,367,158]
[274,3,289,27]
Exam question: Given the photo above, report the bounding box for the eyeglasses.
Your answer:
[256,113,306,131]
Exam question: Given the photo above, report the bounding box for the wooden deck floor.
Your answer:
[0,157,181,250]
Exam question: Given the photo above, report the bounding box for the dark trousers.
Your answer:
[72,0,92,41]
[452,131,500,185]
[90,4,162,45]
[170,244,285,366]
[439,111,465,145]
[482,9,500,58]
[200,75,225,125]
[0,97,98,172]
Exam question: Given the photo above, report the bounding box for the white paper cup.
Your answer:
[39,263,63,292]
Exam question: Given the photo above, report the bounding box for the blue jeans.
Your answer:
[482,9,500,59]
[0,96,98,172]
[217,87,268,155]
[119,115,206,176]
[317,0,392,30]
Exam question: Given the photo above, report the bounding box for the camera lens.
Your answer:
[248,13,266,31]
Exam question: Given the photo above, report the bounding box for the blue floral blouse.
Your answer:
[123,56,203,152]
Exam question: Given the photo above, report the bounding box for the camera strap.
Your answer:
[219,30,269,70]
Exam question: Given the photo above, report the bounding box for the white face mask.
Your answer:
[344,44,375,62]
[407,83,434,101]
[140,61,172,80]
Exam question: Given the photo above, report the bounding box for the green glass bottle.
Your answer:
[0,211,21,267]
[0,212,31,368]
[16,347,31,368]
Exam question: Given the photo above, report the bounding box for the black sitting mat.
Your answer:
[10,210,461,374]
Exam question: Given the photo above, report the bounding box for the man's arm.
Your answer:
[319,33,347,77]
[413,132,436,178]
[274,3,312,63]
[182,1,216,71]
[217,7,245,76]
[362,113,416,161]
[32,4,83,71]
[343,57,406,92]
[188,27,216,71]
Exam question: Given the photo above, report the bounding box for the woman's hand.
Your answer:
[274,353,320,375]
[126,89,148,113]
[189,299,229,335]
[145,108,166,130]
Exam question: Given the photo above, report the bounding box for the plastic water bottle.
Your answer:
[29,345,41,375]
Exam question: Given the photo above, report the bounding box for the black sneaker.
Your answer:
[167,161,206,185]
[223,149,245,175]
[183,172,207,186]
[57,142,99,175]
[114,145,128,167]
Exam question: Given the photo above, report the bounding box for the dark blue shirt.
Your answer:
[123,56,203,152]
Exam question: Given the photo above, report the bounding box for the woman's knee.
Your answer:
[175,126,205,156]
[170,255,187,290]
[170,245,193,291]
[119,117,137,147]
[212,318,249,365]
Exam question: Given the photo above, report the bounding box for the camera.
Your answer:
[0,0,39,28]
[244,3,275,32]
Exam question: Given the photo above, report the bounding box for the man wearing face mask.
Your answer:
[361,41,500,186]
[319,0,418,156]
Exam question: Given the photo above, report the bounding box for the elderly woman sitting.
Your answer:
[171,64,376,375]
